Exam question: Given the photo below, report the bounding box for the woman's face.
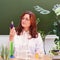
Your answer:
[21,14,31,29]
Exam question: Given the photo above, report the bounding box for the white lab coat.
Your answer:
[13,31,44,59]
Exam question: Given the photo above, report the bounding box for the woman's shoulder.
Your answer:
[36,32,43,41]
[37,32,42,37]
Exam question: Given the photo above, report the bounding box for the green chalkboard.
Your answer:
[0,0,60,35]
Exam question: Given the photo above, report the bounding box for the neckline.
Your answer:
[22,30,29,34]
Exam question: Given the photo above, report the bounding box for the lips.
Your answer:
[22,22,26,25]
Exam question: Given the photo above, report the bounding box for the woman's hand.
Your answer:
[9,27,16,41]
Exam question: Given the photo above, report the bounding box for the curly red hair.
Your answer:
[16,11,38,38]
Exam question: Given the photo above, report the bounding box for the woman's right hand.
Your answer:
[9,27,16,41]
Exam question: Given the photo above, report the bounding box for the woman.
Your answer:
[9,11,44,59]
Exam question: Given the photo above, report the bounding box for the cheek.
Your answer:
[26,21,31,27]
[21,20,31,27]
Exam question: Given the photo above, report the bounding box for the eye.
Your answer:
[22,17,24,20]
[22,17,30,21]
[26,18,30,21]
